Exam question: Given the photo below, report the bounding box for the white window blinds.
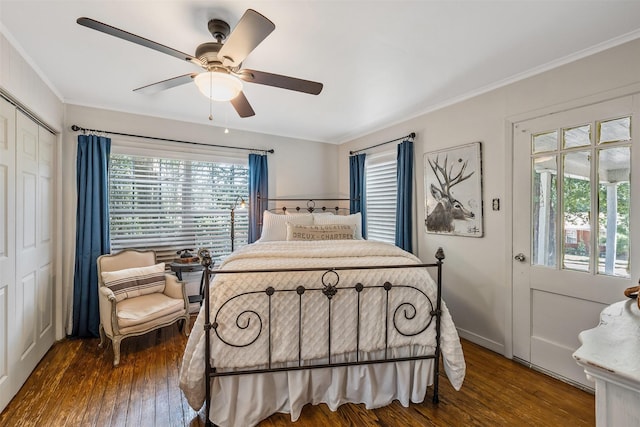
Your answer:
[109,153,248,264]
[365,152,397,244]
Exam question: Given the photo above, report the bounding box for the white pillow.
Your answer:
[314,212,363,239]
[284,210,312,216]
[259,210,313,241]
[312,211,335,219]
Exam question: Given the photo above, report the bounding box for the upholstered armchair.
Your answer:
[97,249,190,366]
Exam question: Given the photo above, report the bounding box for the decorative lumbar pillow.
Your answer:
[259,210,314,242]
[314,212,364,239]
[287,224,356,241]
[101,262,166,302]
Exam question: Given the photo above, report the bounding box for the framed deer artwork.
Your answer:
[424,141,483,237]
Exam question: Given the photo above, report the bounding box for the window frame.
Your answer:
[109,138,249,263]
[365,150,397,244]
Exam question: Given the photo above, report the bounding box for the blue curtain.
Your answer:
[349,153,367,239]
[248,153,268,243]
[71,134,111,338]
[395,140,414,251]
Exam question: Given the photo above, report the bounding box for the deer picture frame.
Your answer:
[424,141,483,237]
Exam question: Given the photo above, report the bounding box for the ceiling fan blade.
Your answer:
[217,9,275,67]
[77,17,204,68]
[133,73,198,94]
[230,91,255,118]
[237,69,323,95]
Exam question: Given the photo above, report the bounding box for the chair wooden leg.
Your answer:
[183,315,191,337]
[112,337,122,367]
[98,323,108,349]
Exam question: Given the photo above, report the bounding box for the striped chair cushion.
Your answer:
[101,263,166,302]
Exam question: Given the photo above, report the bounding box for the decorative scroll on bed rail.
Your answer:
[198,247,446,426]
[212,265,437,363]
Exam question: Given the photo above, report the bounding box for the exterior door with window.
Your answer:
[513,96,638,388]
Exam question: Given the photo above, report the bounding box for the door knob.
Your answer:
[514,253,526,262]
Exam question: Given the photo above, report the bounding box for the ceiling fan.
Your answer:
[77,9,323,118]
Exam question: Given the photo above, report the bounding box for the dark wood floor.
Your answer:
[0,317,595,426]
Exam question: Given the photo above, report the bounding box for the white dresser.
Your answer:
[573,299,640,427]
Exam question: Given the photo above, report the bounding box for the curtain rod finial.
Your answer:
[71,125,80,132]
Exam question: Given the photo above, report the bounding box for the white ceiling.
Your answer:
[2,1,640,144]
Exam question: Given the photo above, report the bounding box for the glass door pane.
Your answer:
[533,131,557,153]
[562,151,591,272]
[599,117,631,144]
[532,156,557,267]
[597,146,630,277]
[563,124,591,149]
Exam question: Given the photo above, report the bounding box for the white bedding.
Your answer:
[179,240,465,426]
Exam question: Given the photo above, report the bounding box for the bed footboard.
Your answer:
[199,248,445,426]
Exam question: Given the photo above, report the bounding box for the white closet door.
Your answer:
[13,111,55,397]
[0,98,16,410]
[37,127,55,348]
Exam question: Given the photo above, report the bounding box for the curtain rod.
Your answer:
[349,132,415,155]
[70,124,275,154]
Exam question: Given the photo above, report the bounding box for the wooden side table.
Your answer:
[169,262,205,304]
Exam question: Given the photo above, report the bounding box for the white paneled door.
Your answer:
[513,96,639,388]
[0,99,56,412]
[0,98,16,410]
[13,111,55,397]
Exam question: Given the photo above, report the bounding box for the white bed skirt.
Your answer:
[208,358,434,427]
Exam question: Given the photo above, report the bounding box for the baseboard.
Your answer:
[512,356,595,394]
[456,327,505,355]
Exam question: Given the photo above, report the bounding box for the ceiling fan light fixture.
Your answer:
[194,72,243,101]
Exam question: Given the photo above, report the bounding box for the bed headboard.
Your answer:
[257,194,355,216]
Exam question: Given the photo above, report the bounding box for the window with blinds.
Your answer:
[109,153,249,264]
[365,152,397,244]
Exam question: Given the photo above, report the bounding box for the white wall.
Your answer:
[62,104,339,333]
[0,32,63,130]
[338,37,640,355]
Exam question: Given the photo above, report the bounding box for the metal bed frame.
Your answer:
[256,194,353,217]
[198,248,446,426]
